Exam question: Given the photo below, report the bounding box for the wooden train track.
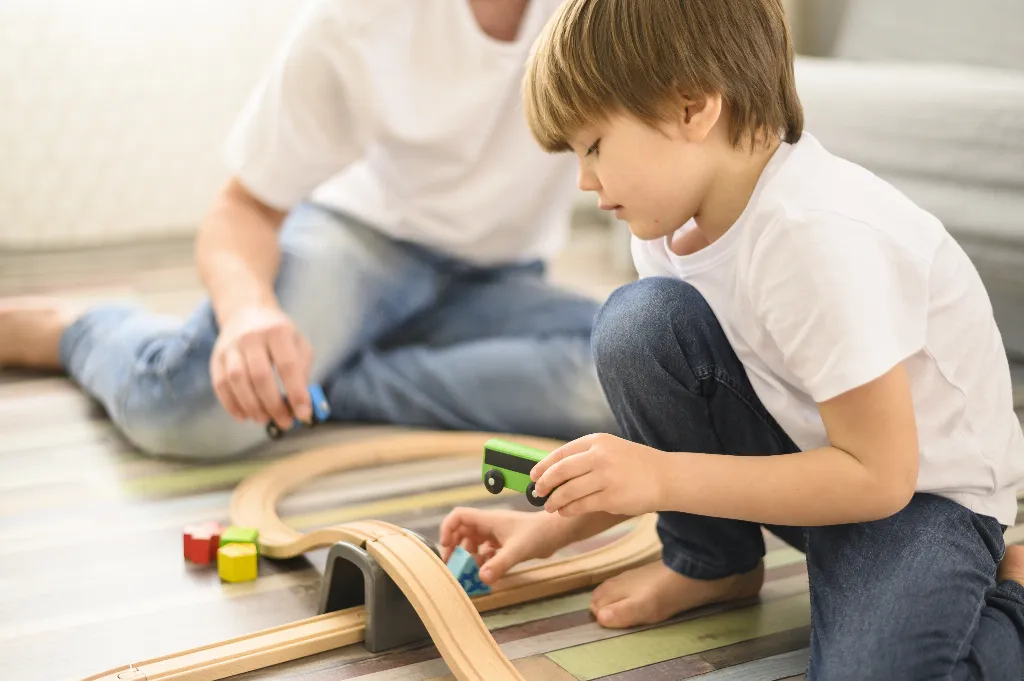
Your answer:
[80,431,662,681]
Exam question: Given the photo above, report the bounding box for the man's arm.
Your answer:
[195,177,286,328]
[194,178,315,429]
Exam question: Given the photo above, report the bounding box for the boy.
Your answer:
[0,0,617,459]
[440,0,1024,677]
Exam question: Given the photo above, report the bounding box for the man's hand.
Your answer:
[531,433,668,517]
[439,508,566,584]
[210,305,314,430]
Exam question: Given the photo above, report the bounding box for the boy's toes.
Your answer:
[593,593,655,629]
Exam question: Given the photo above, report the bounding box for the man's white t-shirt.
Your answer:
[632,132,1024,526]
[222,0,576,265]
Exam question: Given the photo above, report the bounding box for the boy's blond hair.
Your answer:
[524,0,804,152]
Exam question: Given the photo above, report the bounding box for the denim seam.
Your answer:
[690,364,793,452]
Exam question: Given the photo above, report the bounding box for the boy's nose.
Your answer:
[577,166,601,192]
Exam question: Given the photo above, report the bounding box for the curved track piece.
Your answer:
[369,528,523,680]
[230,431,566,558]
[80,431,662,681]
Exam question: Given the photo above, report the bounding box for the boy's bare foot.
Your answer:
[589,559,764,629]
[998,545,1024,586]
[0,298,77,371]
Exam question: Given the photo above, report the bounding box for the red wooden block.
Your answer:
[183,521,223,565]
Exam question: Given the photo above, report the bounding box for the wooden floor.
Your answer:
[1,227,1022,681]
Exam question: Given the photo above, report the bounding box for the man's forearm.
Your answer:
[195,183,285,327]
[657,447,914,527]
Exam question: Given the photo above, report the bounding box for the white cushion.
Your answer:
[794,55,1024,238]
[832,0,1024,72]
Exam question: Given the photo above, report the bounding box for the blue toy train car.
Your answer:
[265,384,331,439]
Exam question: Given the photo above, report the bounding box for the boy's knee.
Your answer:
[814,640,954,681]
[593,278,715,378]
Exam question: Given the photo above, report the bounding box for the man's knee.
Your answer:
[593,277,716,382]
[118,377,265,460]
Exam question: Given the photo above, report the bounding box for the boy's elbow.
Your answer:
[873,459,919,519]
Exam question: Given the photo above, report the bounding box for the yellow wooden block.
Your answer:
[217,542,258,582]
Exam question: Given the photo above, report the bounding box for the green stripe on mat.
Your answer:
[122,460,270,496]
[547,592,811,680]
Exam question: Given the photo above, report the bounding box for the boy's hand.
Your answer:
[532,433,668,517]
[439,508,562,584]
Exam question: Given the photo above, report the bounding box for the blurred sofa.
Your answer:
[792,0,1024,356]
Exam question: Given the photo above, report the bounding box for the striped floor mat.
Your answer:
[1,235,1021,681]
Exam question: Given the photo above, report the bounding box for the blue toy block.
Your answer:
[446,546,491,596]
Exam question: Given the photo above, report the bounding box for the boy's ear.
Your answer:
[679,94,722,143]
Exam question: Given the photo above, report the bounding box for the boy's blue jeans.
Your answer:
[58,202,618,459]
[592,277,1024,680]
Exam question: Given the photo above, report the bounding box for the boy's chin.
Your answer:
[627,220,678,242]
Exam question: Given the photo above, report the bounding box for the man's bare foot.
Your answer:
[998,545,1024,586]
[0,298,77,371]
[589,559,764,629]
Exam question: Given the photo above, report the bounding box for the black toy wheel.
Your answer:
[484,469,505,494]
[266,422,284,440]
[525,482,547,507]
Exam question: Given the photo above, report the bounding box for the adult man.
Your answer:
[0,0,617,458]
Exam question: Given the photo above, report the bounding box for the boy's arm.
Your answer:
[657,362,919,525]
[535,362,919,526]
[540,508,635,546]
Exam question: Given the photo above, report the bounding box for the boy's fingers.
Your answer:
[479,535,534,584]
[537,451,595,496]
[439,507,475,546]
[460,536,482,558]
[543,472,601,514]
[531,436,593,481]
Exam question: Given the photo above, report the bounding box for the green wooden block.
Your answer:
[219,526,259,550]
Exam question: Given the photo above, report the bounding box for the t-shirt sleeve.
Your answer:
[221,0,368,210]
[748,213,930,403]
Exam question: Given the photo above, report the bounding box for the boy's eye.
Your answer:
[585,139,601,157]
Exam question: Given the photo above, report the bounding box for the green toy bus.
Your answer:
[482,438,550,507]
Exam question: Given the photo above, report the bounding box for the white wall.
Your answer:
[0,0,306,250]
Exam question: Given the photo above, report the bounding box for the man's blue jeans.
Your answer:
[592,276,1024,680]
[58,202,618,459]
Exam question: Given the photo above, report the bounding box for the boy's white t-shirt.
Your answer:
[222,0,576,265]
[632,132,1024,526]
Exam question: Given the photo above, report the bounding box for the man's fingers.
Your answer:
[543,472,602,514]
[244,342,292,428]
[536,449,596,496]
[223,347,269,422]
[531,435,594,481]
[211,356,245,421]
[268,329,311,423]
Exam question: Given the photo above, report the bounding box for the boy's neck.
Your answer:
[693,137,782,244]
